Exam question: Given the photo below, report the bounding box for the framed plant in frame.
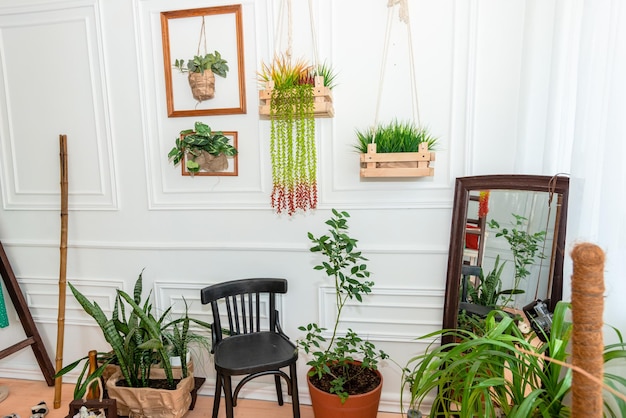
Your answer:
[161,5,246,117]
[181,131,238,177]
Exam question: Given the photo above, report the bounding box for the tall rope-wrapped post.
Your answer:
[54,135,69,408]
[570,242,605,418]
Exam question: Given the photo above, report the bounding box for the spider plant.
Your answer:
[354,120,438,154]
[402,301,626,417]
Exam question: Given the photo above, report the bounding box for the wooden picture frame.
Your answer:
[181,131,238,176]
[161,5,246,117]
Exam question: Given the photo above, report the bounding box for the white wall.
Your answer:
[0,0,622,413]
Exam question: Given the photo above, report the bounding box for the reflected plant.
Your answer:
[488,214,546,306]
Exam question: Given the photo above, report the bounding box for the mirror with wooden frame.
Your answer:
[442,174,570,344]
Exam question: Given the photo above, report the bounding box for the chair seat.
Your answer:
[214,331,297,375]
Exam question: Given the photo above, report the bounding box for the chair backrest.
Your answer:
[460,264,482,302]
[200,278,288,349]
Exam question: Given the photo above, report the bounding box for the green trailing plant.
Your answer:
[168,121,237,174]
[258,54,334,214]
[298,209,388,403]
[353,119,438,154]
[173,51,229,78]
[488,214,547,306]
[402,301,626,417]
[269,82,316,214]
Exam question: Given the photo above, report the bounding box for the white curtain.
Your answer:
[564,0,626,338]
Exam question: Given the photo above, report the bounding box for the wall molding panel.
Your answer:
[318,286,444,343]
[155,280,284,336]
[0,0,118,210]
[18,277,124,326]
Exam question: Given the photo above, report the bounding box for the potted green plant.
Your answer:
[55,270,204,418]
[173,51,228,102]
[167,121,237,175]
[257,54,336,215]
[402,301,626,417]
[355,119,438,178]
[160,298,212,379]
[298,209,388,418]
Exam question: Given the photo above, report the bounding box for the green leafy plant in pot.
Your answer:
[402,301,626,417]
[168,121,237,175]
[55,270,205,418]
[159,297,213,380]
[298,209,388,418]
[173,50,228,102]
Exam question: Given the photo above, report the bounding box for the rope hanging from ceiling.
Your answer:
[374,0,421,137]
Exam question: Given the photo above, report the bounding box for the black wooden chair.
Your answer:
[200,278,300,418]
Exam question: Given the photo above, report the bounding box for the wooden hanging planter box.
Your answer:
[360,142,435,178]
[259,76,334,118]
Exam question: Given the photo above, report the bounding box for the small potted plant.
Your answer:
[173,51,229,102]
[355,119,438,178]
[298,209,388,418]
[167,121,237,175]
[160,298,212,379]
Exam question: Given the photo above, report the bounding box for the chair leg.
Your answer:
[223,375,235,418]
[290,363,301,418]
[274,374,284,405]
[212,374,222,418]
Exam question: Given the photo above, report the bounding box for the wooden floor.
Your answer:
[0,378,401,418]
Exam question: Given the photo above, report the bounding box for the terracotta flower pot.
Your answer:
[307,366,383,418]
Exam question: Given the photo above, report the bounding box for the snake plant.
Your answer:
[56,270,208,397]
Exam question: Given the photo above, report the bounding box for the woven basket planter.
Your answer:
[188,70,215,102]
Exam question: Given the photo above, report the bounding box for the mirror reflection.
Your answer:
[443,175,569,344]
[465,189,558,305]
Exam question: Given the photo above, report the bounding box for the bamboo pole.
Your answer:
[53,135,68,409]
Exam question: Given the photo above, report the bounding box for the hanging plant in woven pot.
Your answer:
[259,56,320,215]
[172,17,229,103]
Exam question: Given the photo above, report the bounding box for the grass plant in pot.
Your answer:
[168,121,237,175]
[298,209,388,418]
[355,119,438,178]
